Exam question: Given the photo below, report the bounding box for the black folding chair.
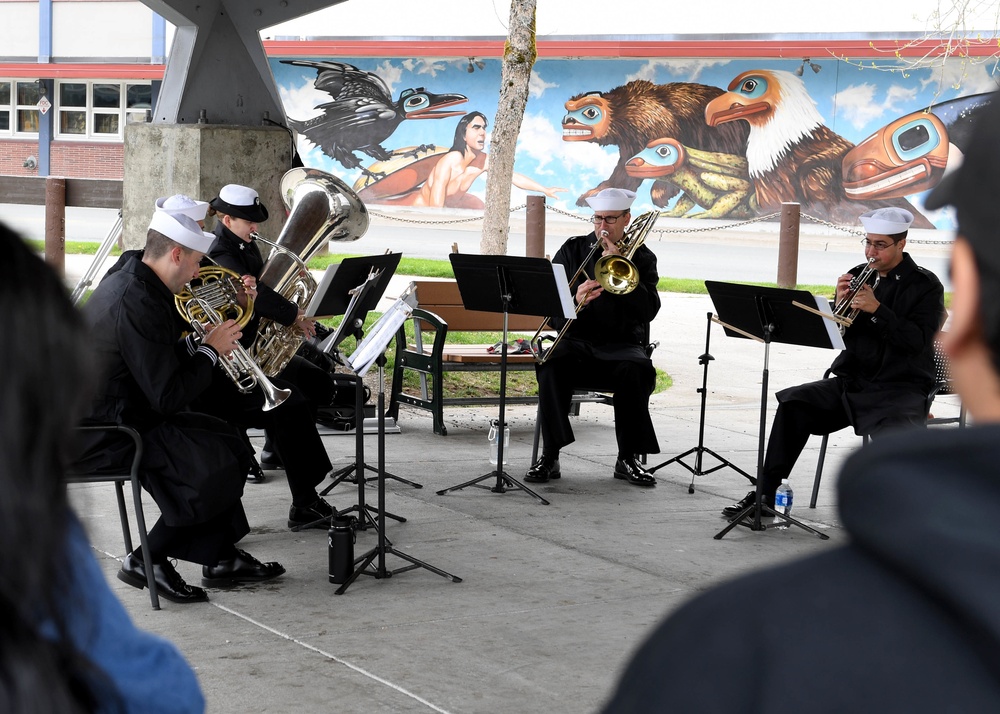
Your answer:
[69,424,159,609]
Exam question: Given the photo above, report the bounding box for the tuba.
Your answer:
[251,167,369,377]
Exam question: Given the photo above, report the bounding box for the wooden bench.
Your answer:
[387,279,544,435]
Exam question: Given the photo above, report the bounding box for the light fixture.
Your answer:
[466,57,485,73]
[35,79,46,96]
[794,58,822,76]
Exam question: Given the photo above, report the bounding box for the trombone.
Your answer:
[530,210,659,364]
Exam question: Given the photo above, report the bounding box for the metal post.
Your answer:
[777,202,800,288]
[525,195,545,258]
[44,176,66,277]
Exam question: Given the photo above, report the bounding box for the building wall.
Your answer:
[0,137,39,175]
[50,140,123,178]
[52,1,155,59]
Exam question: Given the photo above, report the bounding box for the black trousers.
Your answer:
[194,373,333,506]
[143,504,250,566]
[761,377,925,498]
[536,348,659,456]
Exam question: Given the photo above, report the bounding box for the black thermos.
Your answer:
[328,516,355,584]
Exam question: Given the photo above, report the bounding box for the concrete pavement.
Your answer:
[45,205,962,712]
[65,282,964,713]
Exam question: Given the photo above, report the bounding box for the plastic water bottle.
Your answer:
[488,418,509,465]
[773,479,793,530]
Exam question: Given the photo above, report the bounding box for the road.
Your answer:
[3,202,954,291]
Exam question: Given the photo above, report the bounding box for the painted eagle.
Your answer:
[563,80,749,207]
[704,69,932,227]
[282,60,467,176]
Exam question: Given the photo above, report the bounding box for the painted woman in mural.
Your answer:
[358,111,567,208]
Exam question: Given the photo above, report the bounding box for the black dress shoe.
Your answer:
[524,454,561,483]
[613,456,656,487]
[259,449,284,470]
[117,553,208,604]
[288,497,335,530]
[721,491,773,518]
[202,549,286,585]
[247,458,266,484]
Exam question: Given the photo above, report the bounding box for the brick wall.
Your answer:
[0,139,40,177]
[51,142,124,179]
[0,139,124,179]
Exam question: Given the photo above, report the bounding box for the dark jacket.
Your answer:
[208,223,297,346]
[78,254,248,526]
[778,253,944,433]
[602,425,1000,712]
[548,232,660,362]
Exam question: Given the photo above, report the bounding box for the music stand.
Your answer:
[333,291,462,594]
[436,254,575,505]
[291,253,415,533]
[647,311,756,492]
[705,281,841,541]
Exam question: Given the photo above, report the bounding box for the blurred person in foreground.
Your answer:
[601,93,1000,712]
[0,223,203,712]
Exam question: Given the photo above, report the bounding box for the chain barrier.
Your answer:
[367,203,952,245]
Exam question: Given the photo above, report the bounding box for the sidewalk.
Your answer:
[66,285,955,714]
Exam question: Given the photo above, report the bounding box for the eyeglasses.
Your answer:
[860,238,897,251]
[591,212,627,225]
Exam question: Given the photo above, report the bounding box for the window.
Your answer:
[15,81,40,134]
[0,82,10,132]
[54,80,151,139]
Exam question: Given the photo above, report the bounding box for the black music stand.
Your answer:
[333,294,462,594]
[648,311,756,493]
[705,281,841,541]
[436,254,575,505]
[291,253,414,533]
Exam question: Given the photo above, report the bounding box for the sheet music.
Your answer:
[551,262,576,320]
[811,294,846,350]
[347,288,417,377]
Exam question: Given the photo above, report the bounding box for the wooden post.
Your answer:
[525,194,545,257]
[777,202,800,288]
[45,176,66,277]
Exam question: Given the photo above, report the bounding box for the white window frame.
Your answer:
[1,80,42,137]
[54,80,151,140]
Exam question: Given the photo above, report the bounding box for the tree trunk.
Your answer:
[480,0,537,255]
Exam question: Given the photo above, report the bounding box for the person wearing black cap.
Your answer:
[525,187,661,488]
[601,94,1000,714]
[77,208,285,605]
[197,184,339,530]
[721,205,945,518]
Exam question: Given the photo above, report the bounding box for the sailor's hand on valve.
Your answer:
[835,273,854,304]
[204,319,242,357]
[851,284,879,314]
[576,278,603,306]
[294,309,317,338]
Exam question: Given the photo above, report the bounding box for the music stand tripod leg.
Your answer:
[647,312,756,492]
[435,312,550,506]
[336,357,461,594]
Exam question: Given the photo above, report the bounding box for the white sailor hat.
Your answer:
[859,207,914,236]
[155,194,209,222]
[585,188,637,212]
[209,184,269,222]
[148,210,216,253]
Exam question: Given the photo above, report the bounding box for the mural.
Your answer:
[271,55,1000,230]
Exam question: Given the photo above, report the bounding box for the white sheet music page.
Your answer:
[812,294,846,350]
[551,263,576,320]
